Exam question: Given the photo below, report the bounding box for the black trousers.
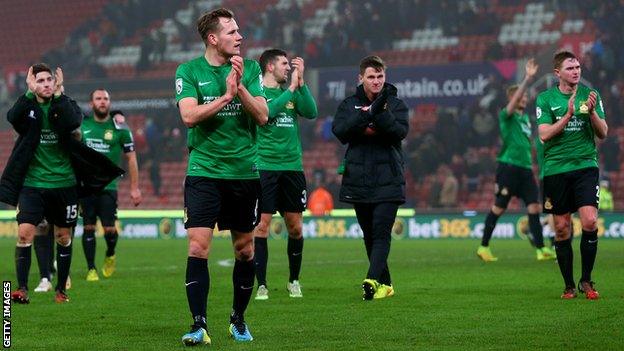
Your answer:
[353,202,399,285]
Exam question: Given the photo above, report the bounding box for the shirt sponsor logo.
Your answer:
[202,96,242,117]
[40,129,58,144]
[85,138,111,153]
[564,117,585,132]
[268,114,294,128]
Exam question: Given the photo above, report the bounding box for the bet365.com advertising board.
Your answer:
[1,210,624,240]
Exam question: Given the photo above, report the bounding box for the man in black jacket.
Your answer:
[332,55,409,300]
[0,63,122,304]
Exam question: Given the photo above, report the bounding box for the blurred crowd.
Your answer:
[39,0,181,79]
[244,0,505,67]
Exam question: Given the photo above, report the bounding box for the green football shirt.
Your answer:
[497,108,533,169]
[536,84,605,176]
[257,85,317,171]
[81,115,134,190]
[175,56,266,179]
[23,96,76,188]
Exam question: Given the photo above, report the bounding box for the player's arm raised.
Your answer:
[266,68,298,119]
[53,67,64,98]
[586,91,608,139]
[292,57,305,88]
[504,58,537,116]
[292,58,318,120]
[294,84,318,120]
[176,62,237,127]
[233,56,268,126]
[178,72,237,127]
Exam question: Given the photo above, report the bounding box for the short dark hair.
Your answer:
[359,55,386,75]
[197,8,235,44]
[89,88,109,101]
[31,63,52,77]
[259,48,288,74]
[553,51,577,69]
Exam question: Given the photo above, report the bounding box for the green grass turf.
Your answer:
[1,238,623,350]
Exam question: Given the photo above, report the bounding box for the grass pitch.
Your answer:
[1,238,623,350]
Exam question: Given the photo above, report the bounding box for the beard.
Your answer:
[93,106,109,119]
[217,43,239,58]
[36,90,53,101]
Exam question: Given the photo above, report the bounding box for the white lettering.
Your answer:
[472,222,514,238]
[606,222,624,238]
[563,116,585,132]
[395,74,488,99]
[346,223,363,238]
[408,218,441,238]
[122,224,158,238]
[302,220,317,238]
[175,219,187,238]
[85,139,111,153]
[327,81,346,100]
[492,223,515,238]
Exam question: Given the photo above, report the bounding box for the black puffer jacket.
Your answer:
[332,83,408,204]
[0,94,124,206]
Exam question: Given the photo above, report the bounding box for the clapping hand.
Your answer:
[53,67,64,97]
[566,90,576,117]
[291,57,305,87]
[289,65,299,91]
[225,69,239,100]
[26,66,36,93]
[112,111,126,125]
[230,55,244,88]
[525,58,538,79]
[369,87,389,115]
[586,91,597,112]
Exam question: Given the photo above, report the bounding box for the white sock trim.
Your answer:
[57,239,72,247]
